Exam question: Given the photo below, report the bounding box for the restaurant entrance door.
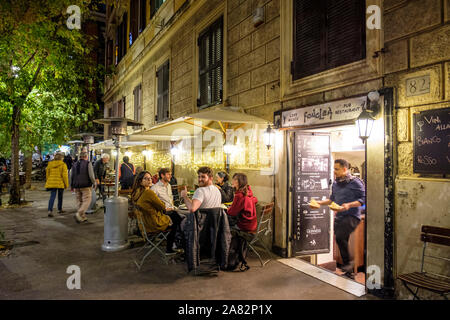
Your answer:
[291,124,367,286]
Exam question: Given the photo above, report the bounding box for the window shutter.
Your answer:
[163,61,169,121]
[326,0,365,68]
[293,0,325,79]
[113,101,118,117]
[198,17,223,107]
[130,0,138,45]
[139,0,146,33]
[293,0,365,80]
[156,64,164,123]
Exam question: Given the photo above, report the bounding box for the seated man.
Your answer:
[180,166,221,213]
[151,168,175,211]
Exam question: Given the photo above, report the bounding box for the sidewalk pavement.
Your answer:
[0,182,377,300]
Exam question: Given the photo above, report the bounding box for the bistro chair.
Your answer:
[242,202,275,267]
[133,209,173,270]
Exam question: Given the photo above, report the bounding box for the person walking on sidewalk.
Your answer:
[119,156,135,190]
[45,153,69,217]
[69,152,96,223]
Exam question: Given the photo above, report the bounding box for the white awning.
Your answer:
[91,139,154,150]
[134,106,270,140]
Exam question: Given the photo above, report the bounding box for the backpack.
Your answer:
[225,232,250,272]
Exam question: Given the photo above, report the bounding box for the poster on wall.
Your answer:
[293,133,331,255]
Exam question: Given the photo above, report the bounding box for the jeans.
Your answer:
[48,188,64,212]
[334,215,360,266]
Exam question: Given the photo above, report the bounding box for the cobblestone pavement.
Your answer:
[0,182,376,300]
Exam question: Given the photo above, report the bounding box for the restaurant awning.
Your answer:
[91,139,154,150]
[134,106,270,140]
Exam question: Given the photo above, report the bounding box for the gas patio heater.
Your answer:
[73,133,103,161]
[67,140,83,158]
[93,117,143,252]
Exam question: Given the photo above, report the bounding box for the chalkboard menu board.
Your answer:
[293,133,331,255]
[413,107,450,174]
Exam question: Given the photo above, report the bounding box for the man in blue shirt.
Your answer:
[311,159,365,276]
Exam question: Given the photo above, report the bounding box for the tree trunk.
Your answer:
[24,151,32,189]
[9,105,21,205]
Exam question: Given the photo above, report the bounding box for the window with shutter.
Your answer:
[116,13,128,63]
[156,60,170,123]
[133,84,142,129]
[130,0,138,46]
[139,0,146,33]
[198,17,223,108]
[130,0,146,46]
[292,0,365,80]
[106,39,113,67]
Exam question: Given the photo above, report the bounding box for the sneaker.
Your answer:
[48,211,54,217]
[57,210,65,214]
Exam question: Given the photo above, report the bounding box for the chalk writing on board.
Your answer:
[413,107,450,174]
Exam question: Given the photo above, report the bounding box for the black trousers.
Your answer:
[334,215,360,267]
[166,211,184,251]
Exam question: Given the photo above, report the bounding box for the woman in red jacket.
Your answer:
[226,173,258,232]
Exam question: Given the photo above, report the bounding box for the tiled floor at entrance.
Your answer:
[279,258,366,297]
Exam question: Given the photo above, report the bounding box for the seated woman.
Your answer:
[215,171,234,203]
[131,171,182,254]
[226,173,258,233]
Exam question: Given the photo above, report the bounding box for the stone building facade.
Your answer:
[102,0,449,299]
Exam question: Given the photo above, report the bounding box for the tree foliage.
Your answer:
[0,0,105,202]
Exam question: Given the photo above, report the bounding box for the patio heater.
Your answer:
[67,140,83,158]
[73,133,103,161]
[93,117,143,252]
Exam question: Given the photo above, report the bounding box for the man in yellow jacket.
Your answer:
[45,153,69,217]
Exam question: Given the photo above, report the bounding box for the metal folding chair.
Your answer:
[245,202,274,267]
[133,209,173,270]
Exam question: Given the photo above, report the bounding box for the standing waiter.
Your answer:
[311,159,365,277]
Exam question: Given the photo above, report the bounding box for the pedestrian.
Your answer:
[310,159,365,277]
[226,173,258,232]
[45,152,68,217]
[69,152,96,223]
[64,153,73,173]
[93,153,110,201]
[215,171,234,203]
[119,155,135,190]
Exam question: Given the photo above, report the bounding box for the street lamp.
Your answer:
[356,91,381,143]
[263,124,274,149]
[93,117,143,252]
[356,109,375,144]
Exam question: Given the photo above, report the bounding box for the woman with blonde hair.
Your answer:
[45,152,69,217]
